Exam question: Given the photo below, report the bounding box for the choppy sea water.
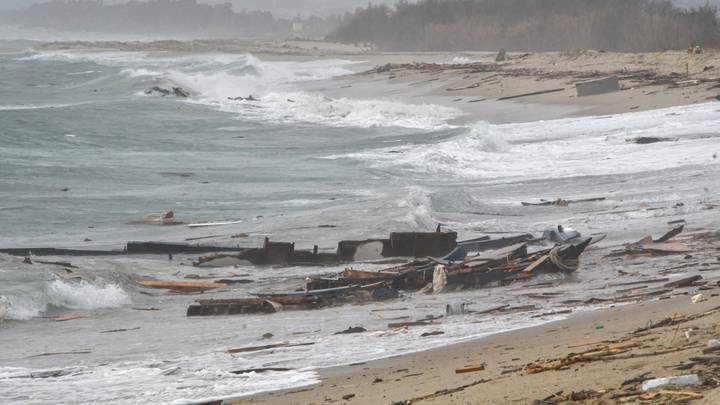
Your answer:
[1,46,720,404]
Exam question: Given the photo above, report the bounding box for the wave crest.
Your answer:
[1,280,129,321]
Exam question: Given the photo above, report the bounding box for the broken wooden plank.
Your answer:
[136,279,226,293]
[230,367,293,374]
[655,225,684,243]
[227,342,314,354]
[455,365,485,374]
[523,255,549,273]
[30,350,92,358]
[498,88,565,101]
[99,327,141,334]
[388,320,435,329]
[53,312,84,322]
[476,305,510,314]
[608,278,669,287]
[664,275,702,289]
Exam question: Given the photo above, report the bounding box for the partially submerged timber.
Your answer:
[187,235,594,317]
[308,238,592,292]
[186,282,396,316]
[194,231,459,267]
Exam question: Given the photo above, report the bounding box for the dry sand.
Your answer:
[337,49,720,120]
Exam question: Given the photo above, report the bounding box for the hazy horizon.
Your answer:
[0,0,406,17]
[2,0,717,17]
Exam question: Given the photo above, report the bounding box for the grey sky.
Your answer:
[1,0,716,16]
[0,0,404,17]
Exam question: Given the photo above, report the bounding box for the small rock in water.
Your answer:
[261,332,274,340]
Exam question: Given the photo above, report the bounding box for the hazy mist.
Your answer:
[0,0,404,16]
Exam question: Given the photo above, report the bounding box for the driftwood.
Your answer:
[388,320,436,329]
[497,88,565,100]
[227,342,315,354]
[230,367,293,374]
[136,280,226,293]
[521,342,642,374]
[455,365,485,374]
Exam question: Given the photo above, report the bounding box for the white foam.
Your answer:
[24,50,460,129]
[341,103,720,180]
[0,103,87,111]
[46,280,129,310]
[218,91,462,129]
[397,186,436,229]
[1,280,129,321]
[66,70,99,76]
[0,360,319,405]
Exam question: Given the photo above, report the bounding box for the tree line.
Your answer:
[329,0,720,52]
[0,0,339,38]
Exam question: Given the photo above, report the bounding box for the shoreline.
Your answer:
[327,49,720,123]
[5,41,720,404]
[239,293,720,404]
[31,40,720,122]
[227,47,720,403]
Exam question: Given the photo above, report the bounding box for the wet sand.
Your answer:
[328,49,720,122]
[240,293,720,404]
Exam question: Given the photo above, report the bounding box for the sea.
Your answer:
[1,41,720,404]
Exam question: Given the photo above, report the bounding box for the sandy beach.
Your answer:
[37,39,720,120]
[326,48,720,122]
[242,295,720,404]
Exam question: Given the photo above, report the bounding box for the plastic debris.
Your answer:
[691,294,706,303]
[641,374,699,391]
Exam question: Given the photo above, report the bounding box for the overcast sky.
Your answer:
[0,0,404,17]
[1,0,717,16]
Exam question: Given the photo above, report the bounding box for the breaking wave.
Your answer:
[218,91,462,129]
[0,280,129,321]
[397,186,436,230]
[339,103,720,181]
[24,50,461,129]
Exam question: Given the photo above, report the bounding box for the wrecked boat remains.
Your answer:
[188,228,594,316]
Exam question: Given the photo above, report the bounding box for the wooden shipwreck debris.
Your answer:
[455,364,485,374]
[623,225,690,256]
[52,312,84,322]
[136,280,226,293]
[664,275,703,288]
[186,282,394,317]
[521,197,605,206]
[187,298,283,316]
[230,367,293,374]
[457,234,533,252]
[626,136,678,144]
[576,76,620,97]
[227,342,314,354]
[307,237,591,294]
[497,87,565,100]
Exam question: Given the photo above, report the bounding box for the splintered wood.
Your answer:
[521,342,642,374]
